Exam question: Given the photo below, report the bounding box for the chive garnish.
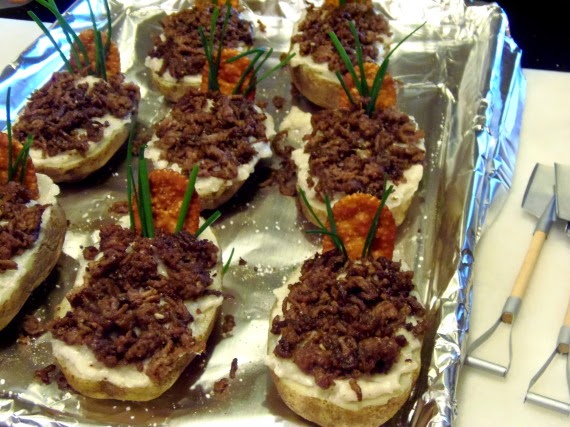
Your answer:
[298,187,327,230]
[175,165,199,233]
[32,0,114,80]
[6,87,13,180]
[125,118,137,230]
[226,48,295,96]
[5,88,32,183]
[16,136,33,184]
[28,12,74,73]
[86,0,107,81]
[34,0,91,70]
[199,4,231,92]
[222,247,235,275]
[361,182,394,258]
[195,210,222,238]
[137,146,154,238]
[329,21,425,115]
[329,28,361,95]
[298,188,347,259]
[103,0,113,55]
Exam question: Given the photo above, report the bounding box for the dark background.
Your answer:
[1,0,568,72]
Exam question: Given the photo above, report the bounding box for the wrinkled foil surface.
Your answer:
[0,0,525,425]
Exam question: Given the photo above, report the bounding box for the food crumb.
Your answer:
[221,314,236,334]
[34,364,71,391]
[20,315,47,338]
[110,200,129,214]
[272,95,286,109]
[213,377,230,394]
[230,357,238,379]
[238,258,247,266]
[257,19,266,32]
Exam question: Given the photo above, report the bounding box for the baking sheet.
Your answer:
[0,0,525,425]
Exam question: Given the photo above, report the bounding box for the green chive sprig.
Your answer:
[196,210,222,238]
[6,87,14,179]
[5,88,32,184]
[361,182,394,258]
[30,0,113,80]
[328,21,425,116]
[227,48,296,96]
[199,4,232,92]
[222,247,235,275]
[175,165,199,233]
[86,0,108,81]
[126,118,137,230]
[126,145,221,239]
[299,188,347,260]
[137,146,154,238]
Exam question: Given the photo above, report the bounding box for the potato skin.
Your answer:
[267,281,422,427]
[53,300,220,402]
[271,369,419,427]
[199,178,244,210]
[32,118,132,183]
[291,63,342,109]
[150,69,199,103]
[0,188,67,331]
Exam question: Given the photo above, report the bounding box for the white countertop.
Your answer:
[0,16,569,427]
[456,68,570,427]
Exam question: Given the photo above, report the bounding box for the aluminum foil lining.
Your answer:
[0,0,525,425]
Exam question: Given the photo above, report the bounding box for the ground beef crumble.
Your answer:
[153,88,268,180]
[49,224,219,384]
[148,6,253,79]
[260,131,296,197]
[13,72,140,157]
[271,250,426,389]
[0,182,46,272]
[292,3,391,73]
[303,106,425,202]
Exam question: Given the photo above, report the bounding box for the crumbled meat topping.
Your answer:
[261,131,297,197]
[153,88,268,179]
[304,107,425,201]
[0,182,46,272]
[13,72,140,157]
[292,3,391,73]
[148,7,253,79]
[49,224,219,384]
[271,250,426,389]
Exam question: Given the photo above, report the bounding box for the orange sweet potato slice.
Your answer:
[70,29,121,76]
[133,169,200,235]
[0,133,39,200]
[201,48,254,97]
[323,193,396,260]
[337,63,397,110]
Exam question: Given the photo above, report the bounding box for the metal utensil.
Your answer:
[524,298,570,415]
[465,163,558,376]
[555,163,570,235]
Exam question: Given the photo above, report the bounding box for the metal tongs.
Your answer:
[524,298,570,415]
